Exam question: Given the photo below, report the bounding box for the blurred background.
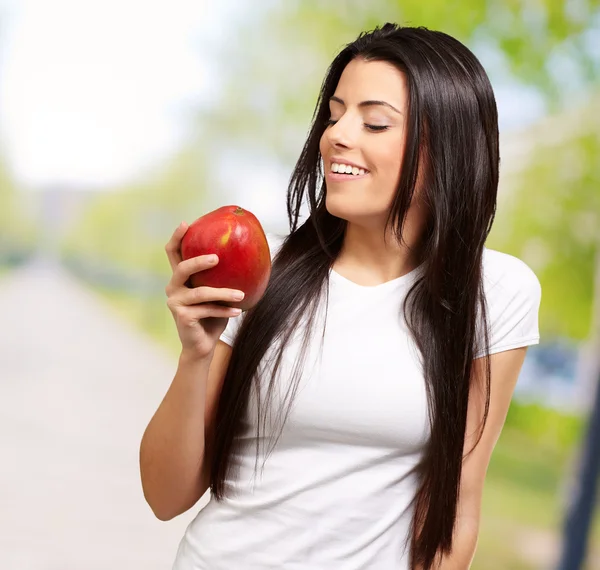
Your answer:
[0,0,599,569]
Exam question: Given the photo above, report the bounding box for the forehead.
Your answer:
[332,58,408,109]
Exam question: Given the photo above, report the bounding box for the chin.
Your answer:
[324,193,351,221]
[324,197,369,226]
[325,194,389,229]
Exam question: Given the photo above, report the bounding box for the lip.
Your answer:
[327,171,370,182]
[329,156,369,172]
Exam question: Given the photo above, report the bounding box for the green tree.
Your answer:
[0,7,37,263]
[201,0,600,342]
[203,0,600,164]
[0,152,36,265]
[59,140,217,351]
[201,5,600,566]
[61,140,213,280]
[488,94,600,340]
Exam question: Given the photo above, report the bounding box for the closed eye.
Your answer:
[325,119,389,132]
[364,124,389,132]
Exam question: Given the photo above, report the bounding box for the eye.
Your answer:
[365,124,389,132]
[325,118,389,132]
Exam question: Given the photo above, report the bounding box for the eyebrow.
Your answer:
[329,95,403,115]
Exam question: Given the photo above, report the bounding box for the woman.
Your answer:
[140,23,542,569]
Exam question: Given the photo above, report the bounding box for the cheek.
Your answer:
[377,142,404,189]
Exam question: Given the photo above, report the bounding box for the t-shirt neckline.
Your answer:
[329,262,425,292]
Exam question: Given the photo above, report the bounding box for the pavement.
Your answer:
[0,259,206,570]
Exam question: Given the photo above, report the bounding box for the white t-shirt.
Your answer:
[173,233,541,570]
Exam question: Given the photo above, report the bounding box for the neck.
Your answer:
[335,213,427,284]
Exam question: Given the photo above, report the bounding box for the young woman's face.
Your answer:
[319,58,409,226]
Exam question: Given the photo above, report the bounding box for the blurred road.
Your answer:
[0,259,203,570]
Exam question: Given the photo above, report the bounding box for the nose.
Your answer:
[325,116,356,150]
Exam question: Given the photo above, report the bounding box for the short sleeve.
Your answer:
[474,251,542,359]
[219,310,246,347]
[218,231,286,347]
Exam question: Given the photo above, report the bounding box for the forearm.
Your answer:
[414,518,479,570]
[139,351,212,520]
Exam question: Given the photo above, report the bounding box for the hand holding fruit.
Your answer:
[164,205,271,359]
[180,205,271,311]
[164,224,245,359]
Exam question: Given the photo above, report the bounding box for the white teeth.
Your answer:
[330,162,367,175]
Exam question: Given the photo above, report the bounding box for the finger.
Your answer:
[172,285,245,307]
[165,222,188,272]
[169,302,242,321]
[172,254,219,289]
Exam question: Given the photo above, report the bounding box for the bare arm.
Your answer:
[414,347,529,569]
[139,342,232,521]
[139,221,241,521]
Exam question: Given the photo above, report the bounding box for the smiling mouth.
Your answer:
[328,172,368,181]
[327,168,370,181]
[330,162,369,176]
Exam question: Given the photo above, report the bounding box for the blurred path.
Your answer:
[0,259,203,570]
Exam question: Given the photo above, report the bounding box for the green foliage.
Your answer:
[204,0,599,162]
[472,409,599,568]
[0,153,37,264]
[58,5,600,565]
[505,400,584,450]
[488,99,600,339]
[204,1,600,342]
[60,143,213,278]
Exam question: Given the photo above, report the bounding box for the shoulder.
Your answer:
[481,247,542,303]
[473,248,542,358]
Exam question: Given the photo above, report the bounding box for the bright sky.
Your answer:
[0,0,557,195]
[0,0,239,190]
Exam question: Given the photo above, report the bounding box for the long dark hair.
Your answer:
[210,23,497,569]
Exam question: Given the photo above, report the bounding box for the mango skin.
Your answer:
[180,205,271,311]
